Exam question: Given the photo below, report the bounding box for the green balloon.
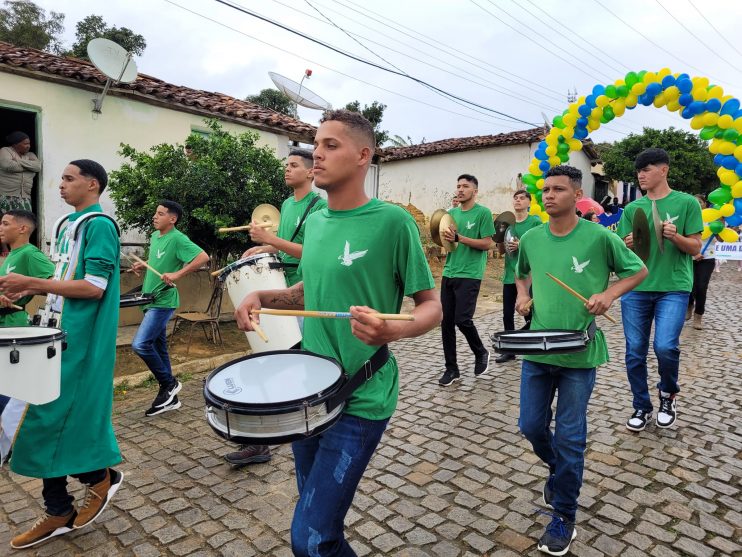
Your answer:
[709,220,724,234]
[708,186,732,205]
[535,191,543,203]
[637,70,647,81]
[605,85,618,99]
[558,152,569,162]
[722,128,739,142]
[526,183,538,194]
[557,142,569,154]
[625,71,639,87]
[616,85,629,97]
[603,106,615,120]
[700,126,719,140]
[552,115,565,129]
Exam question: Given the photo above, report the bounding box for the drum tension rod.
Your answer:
[224,403,232,440]
[303,401,310,435]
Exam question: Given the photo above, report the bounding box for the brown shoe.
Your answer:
[693,313,703,330]
[10,511,76,549]
[224,445,271,467]
[684,304,693,321]
[73,468,124,529]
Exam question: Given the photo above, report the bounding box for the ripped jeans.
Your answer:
[291,413,389,557]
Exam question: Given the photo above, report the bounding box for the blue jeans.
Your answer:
[621,291,688,412]
[0,394,9,415]
[132,308,176,386]
[291,413,388,557]
[519,360,596,522]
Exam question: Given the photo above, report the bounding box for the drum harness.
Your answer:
[275,195,320,271]
[326,344,390,412]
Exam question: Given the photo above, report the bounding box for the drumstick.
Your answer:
[545,273,617,324]
[524,299,533,311]
[249,318,269,342]
[124,253,176,287]
[210,265,228,277]
[253,308,415,321]
[218,222,274,233]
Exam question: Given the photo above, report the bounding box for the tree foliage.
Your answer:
[246,88,297,118]
[66,15,146,59]
[0,0,64,53]
[108,120,290,268]
[601,127,717,195]
[344,100,388,146]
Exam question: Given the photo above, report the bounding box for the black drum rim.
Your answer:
[0,328,67,346]
[217,253,279,280]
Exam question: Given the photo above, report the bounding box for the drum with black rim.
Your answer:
[491,329,590,355]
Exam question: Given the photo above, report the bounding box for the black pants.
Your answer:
[502,283,533,331]
[441,277,487,372]
[43,469,107,516]
[689,258,715,315]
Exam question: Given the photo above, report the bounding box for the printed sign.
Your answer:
[597,209,622,232]
[714,242,742,260]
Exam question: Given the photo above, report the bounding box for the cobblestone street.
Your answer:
[1,266,740,556]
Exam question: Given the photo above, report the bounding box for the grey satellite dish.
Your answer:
[269,71,331,111]
[87,38,139,114]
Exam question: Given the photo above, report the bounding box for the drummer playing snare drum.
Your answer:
[514,165,647,556]
[235,110,441,557]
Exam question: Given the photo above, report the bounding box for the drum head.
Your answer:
[219,253,280,280]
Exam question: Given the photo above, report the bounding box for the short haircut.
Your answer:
[319,109,375,149]
[513,189,531,200]
[457,174,479,187]
[694,194,708,208]
[159,200,184,223]
[69,159,108,193]
[288,147,314,168]
[4,209,37,232]
[544,165,582,188]
[634,148,670,170]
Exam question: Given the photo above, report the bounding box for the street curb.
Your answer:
[113,351,246,388]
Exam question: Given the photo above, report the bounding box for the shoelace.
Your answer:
[80,484,103,510]
[659,397,673,414]
[536,510,571,539]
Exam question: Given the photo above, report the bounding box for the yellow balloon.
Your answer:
[708,85,724,99]
[561,126,574,139]
[563,113,577,127]
[666,100,680,112]
[718,227,739,243]
[568,138,583,151]
[720,203,736,217]
[709,139,722,154]
[732,181,742,198]
[664,85,680,101]
[529,204,540,216]
[734,145,742,160]
[568,103,581,115]
[614,79,625,87]
[734,118,742,133]
[703,112,719,127]
[690,114,705,130]
[721,95,733,103]
[643,71,658,84]
[702,208,721,222]
[653,93,667,108]
[587,119,600,131]
[631,83,646,96]
[590,107,603,120]
[546,145,557,156]
[536,178,544,189]
[693,76,710,88]
[701,226,711,240]
[548,156,561,166]
[626,94,639,108]
[719,142,736,156]
[691,86,708,101]
[540,212,550,223]
[532,166,543,177]
[613,99,626,116]
[658,67,672,78]
[721,169,739,185]
[718,114,734,129]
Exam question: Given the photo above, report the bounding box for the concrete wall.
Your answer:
[378,143,595,216]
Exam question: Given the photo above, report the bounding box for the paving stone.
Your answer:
[405,527,437,545]
[592,534,625,556]
[674,537,715,557]
[494,529,535,553]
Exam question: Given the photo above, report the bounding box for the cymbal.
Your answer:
[252,204,280,233]
[439,212,458,252]
[632,207,651,263]
[429,209,447,248]
[493,211,516,243]
[650,199,664,254]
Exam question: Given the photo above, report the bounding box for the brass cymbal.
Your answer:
[439,212,458,252]
[493,211,516,243]
[650,199,664,254]
[429,209,448,248]
[632,207,651,263]
[251,204,280,233]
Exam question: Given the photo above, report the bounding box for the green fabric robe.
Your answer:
[11,204,122,478]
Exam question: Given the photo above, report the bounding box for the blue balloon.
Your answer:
[735,162,742,177]
[735,198,742,212]
[592,84,606,96]
[677,73,690,81]
[679,93,693,107]
[578,104,591,117]
[726,213,742,227]
[734,109,742,120]
[714,154,725,166]
[639,94,654,106]
[676,78,693,94]
[661,75,676,88]
[585,94,597,108]
[721,99,741,116]
[576,116,589,128]
[573,127,588,139]
[535,149,548,161]
[539,160,551,172]
[722,155,738,169]
[681,107,695,119]
[706,98,722,113]
[646,83,662,97]
[687,101,705,115]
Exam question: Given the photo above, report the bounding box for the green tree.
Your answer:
[601,127,717,195]
[386,134,426,147]
[345,100,388,146]
[246,88,297,118]
[66,15,146,60]
[0,0,64,53]
[108,120,290,268]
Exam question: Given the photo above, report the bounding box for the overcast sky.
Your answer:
[36,0,742,145]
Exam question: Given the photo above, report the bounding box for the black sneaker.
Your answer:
[626,409,652,432]
[542,474,555,508]
[495,353,516,364]
[474,351,491,377]
[537,512,576,556]
[656,393,677,428]
[150,380,182,409]
[145,395,182,417]
[224,445,272,467]
[438,369,460,386]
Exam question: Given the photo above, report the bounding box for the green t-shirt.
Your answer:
[277,191,327,287]
[298,199,435,420]
[616,190,703,292]
[442,203,496,279]
[516,219,645,369]
[503,215,542,284]
[0,243,54,326]
[142,228,204,309]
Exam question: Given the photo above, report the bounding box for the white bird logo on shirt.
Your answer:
[466,221,475,230]
[665,213,679,224]
[156,249,165,259]
[338,241,368,266]
[4,265,15,275]
[571,256,590,273]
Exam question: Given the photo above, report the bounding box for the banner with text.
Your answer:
[715,242,742,260]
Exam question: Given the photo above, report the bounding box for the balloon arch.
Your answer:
[522,68,741,244]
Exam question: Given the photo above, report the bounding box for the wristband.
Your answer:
[454,232,459,242]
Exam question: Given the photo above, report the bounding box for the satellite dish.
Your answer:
[269,71,331,111]
[87,38,139,114]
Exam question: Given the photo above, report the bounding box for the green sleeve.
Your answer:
[394,214,435,297]
[605,228,645,279]
[479,206,495,238]
[682,196,704,236]
[616,205,633,238]
[27,249,55,279]
[83,218,119,281]
[515,235,531,279]
[177,233,205,265]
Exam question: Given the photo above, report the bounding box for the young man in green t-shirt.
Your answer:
[438,174,495,386]
[515,165,646,556]
[131,201,209,417]
[494,189,542,363]
[225,148,327,467]
[234,109,441,555]
[616,148,703,432]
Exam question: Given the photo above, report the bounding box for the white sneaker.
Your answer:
[656,394,677,428]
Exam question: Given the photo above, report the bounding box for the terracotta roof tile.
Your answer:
[0,42,316,142]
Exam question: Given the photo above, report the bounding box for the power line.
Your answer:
[686,0,742,58]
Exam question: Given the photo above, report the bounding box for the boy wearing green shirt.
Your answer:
[616,148,703,432]
[234,109,441,556]
[438,174,495,386]
[515,165,646,555]
[131,201,209,417]
[495,189,542,363]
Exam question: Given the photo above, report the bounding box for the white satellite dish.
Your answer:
[87,38,139,114]
[269,71,331,111]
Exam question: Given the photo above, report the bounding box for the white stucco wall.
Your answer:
[0,71,292,244]
[379,143,595,216]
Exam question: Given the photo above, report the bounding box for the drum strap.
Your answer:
[326,344,390,411]
[586,319,598,340]
[290,195,321,243]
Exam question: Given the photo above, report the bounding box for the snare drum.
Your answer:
[219,254,302,352]
[203,350,345,445]
[120,293,155,308]
[491,329,590,355]
[0,327,66,404]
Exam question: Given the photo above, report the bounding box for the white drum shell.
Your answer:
[223,255,302,353]
[0,327,64,405]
